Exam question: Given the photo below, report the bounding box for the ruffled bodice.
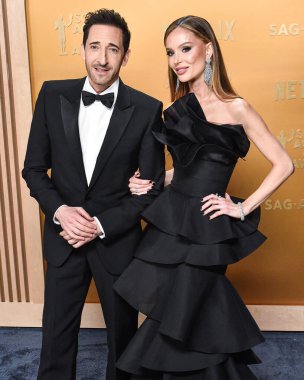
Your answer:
[140,92,266,261]
[154,92,250,169]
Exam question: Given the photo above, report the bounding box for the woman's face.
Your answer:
[165,27,212,84]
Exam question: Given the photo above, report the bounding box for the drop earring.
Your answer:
[204,57,213,87]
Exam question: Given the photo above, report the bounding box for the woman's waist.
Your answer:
[171,164,234,197]
[170,177,228,197]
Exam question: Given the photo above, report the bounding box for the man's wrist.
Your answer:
[93,217,105,239]
[53,204,67,225]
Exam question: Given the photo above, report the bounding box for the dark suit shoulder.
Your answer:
[42,78,85,97]
[43,78,83,89]
[125,85,162,108]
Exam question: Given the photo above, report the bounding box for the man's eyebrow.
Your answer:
[108,43,120,49]
[88,42,120,50]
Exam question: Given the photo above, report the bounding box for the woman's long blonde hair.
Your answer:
[164,16,239,102]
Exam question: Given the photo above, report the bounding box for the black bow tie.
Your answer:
[81,91,114,108]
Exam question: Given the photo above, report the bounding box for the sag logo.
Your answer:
[276,128,304,170]
[54,13,86,55]
[293,158,304,169]
[269,23,304,36]
[277,128,304,150]
[264,199,304,210]
[217,20,235,41]
[275,81,304,101]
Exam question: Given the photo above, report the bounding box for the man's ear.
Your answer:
[122,49,131,67]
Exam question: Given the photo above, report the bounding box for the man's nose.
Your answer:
[98,48,108,65]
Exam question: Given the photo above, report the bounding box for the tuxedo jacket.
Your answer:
[22,78,165,274]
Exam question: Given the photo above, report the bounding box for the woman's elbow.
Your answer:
[283,155,295,178]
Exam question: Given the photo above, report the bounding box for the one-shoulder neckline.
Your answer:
[181,92,245,130]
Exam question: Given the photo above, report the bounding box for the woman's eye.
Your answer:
[182,46,191,53]
[166,50,174,57]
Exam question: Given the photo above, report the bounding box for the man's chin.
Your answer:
[92,76,110,85]
[88,76,113,91]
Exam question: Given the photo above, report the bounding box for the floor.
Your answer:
[0,328,303,379]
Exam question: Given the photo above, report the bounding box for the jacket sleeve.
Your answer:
[95,101,165,239]
[22,82,64,219]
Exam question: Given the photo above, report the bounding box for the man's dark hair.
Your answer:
[83,9,131,53]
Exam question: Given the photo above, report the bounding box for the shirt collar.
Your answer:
[83,77,119,106]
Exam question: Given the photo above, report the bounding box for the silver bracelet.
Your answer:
[237,202,245,221]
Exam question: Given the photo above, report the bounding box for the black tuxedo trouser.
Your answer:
[37,243,138,380]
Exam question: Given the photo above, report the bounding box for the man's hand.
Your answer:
[55,206,97,241]
[60,219,101,248]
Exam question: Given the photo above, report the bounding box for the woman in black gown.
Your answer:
[114,16,294,379]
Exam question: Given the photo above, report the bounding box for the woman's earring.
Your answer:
[204,57,213,87]
[175,78,180,92]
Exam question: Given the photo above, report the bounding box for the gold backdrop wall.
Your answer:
[26,0,303,305]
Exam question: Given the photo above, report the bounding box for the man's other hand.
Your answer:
[55,206,97,240]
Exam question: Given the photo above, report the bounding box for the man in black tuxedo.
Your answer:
[22,9,164,380]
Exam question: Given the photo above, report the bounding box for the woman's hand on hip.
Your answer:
[200,193,244,220]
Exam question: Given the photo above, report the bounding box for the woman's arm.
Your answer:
[239,100,294,214]
[202,99,294,219]
[164,168,174,187]
[129,168,174,195]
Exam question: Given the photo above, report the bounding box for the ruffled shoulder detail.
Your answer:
[153,93,250,167]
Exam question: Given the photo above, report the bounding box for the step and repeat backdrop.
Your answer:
[26,0,303,305]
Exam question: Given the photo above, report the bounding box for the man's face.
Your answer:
[81,24,130,93]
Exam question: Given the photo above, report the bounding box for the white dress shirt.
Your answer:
[54,77,119,239]
[79,77,119,184]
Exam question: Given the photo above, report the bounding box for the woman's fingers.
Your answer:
[130,177,153,185]
[225,192,231,200]
[130,184,153,194]
[200,192,241,219]
[130,184,152,191]
[202,204,222,215]
[200,193,221,212]
[134,190,151,195]
[209,210,225,220]
[129,175,154,195]
[201,193,219,202]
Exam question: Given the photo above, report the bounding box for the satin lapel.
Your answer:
[88,81,134,190]
[60,91,88,189]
